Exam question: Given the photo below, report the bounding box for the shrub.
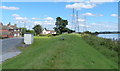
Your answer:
[46,34,53,37]
[83,31,92,34]
[38,34,53,37]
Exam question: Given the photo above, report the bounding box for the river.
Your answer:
[97,34,120,40]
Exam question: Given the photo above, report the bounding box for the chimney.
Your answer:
[7,22,11,26]
[7,24,10,26]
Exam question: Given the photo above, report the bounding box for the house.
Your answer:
[42,28,56,35]
[0,22,21,38]
[62,32,68,34]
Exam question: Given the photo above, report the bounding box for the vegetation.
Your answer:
[33,25,42,35]
[20,28,35,36]
[81,34,118,64]
[83,31,92,34]
[54,17,73,34]
[62,28,75,33]
[19,28,27,36]
[39,34,53,37]
[26,30,35,35]
[3,34,118,69]
[0,64,1,70]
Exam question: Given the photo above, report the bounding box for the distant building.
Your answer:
[42,28,56,35]
[62,32,68,34]
[0,22,21,38]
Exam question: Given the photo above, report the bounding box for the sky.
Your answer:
[1,0,120,2]
[0,1,118,32]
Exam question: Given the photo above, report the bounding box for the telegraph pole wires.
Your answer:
[83,16,87,32]
[72,8,80,32]
[72,8,76,32]
[72,8,74,25]
[22,21,26,33]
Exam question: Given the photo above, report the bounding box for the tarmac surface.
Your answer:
[0,38,24,64]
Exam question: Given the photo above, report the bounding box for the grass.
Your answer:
[2,34,118,69]
[0,64,2,70]
[81,34,118,64]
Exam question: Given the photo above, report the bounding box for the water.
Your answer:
[98,34,120,40]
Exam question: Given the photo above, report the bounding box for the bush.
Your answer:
[46,34,53,37]
[83,31,92,34]
[38,34,53,37]
[38,34,44,36]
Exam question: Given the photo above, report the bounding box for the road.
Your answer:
[0,38,24,63]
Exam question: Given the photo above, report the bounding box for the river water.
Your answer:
[98,34,120,40]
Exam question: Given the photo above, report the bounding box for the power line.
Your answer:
[83,16,87,32]
[76,11,79,32]
[72,8,76,31]
[72,8,74,25]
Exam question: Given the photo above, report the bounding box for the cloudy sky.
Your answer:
[0,1,118,32]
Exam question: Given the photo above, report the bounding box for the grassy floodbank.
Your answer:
[81,34,118,64]
[2,34,118,69]
[0,64,1,70]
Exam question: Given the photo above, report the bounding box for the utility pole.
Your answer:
[72,8,74,25]
[83,16,87,32]
[22,21,26,34]
[78,26,79,32]
[29,25,31,30]
[76,11,79,32]
[72,8,76,32]
[22,21,26,28]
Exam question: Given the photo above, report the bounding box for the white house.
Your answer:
[42,28,56,35]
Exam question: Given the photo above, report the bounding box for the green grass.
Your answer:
[81,34,118,64]
[0,64,2,70]
[2,34,118,69]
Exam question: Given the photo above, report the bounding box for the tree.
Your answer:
[26,30,35,35]
[19,28,35,36]
[19,28,27,36]
[54,17,68,34]
[95,31,99,35]
[33,25,42,35]
[83,31,92,34]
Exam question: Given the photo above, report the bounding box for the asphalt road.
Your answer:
[2,38,24,54]
[0,37,24,63]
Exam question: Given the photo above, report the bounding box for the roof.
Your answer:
[9,26,18,29]
[0,25,18,30]
[50,30,56,33]
[43,28,56,32]
[0,26,11,30]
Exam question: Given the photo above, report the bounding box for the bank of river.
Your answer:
[3,34,118,69]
